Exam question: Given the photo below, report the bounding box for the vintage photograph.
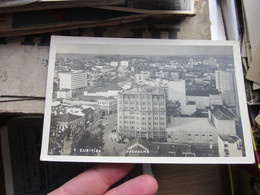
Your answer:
[41,36,254,163]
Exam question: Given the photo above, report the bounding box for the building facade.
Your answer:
[52,113,85,135]
[215,70,236,107]
[167,117,218,144]
[97,97,117,115]
[57,89,72,99]
[59,71,90,94]
[218,134,243,157]
[117,86,167,141]
[208,106,237,135]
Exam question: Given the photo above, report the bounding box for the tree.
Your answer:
[71,130,104,156]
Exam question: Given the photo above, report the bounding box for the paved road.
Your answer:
[102,113,127,156]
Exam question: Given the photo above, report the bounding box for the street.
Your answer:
[101,113,128,156]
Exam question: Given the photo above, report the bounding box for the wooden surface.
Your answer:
[153,164,231,195]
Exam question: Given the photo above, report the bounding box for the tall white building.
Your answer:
[117,86,167,141]
[59,71,90,92]
[168,80,196,116]
[168,80,186,105]
[215,70,236,106]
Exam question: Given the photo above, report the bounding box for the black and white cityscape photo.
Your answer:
[41,36,254,163]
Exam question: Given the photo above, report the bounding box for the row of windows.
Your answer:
[119,118,165,122]
[119,125,165,131]
[121,100,165,104]
[119,111,165,116]
[187,133,214,137]
[187,138,214,142]
[122,95,165,100]
[121,107,165,111]
[120,116,165,121]
[120,121,165,125]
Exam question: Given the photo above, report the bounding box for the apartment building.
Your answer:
[117,86,167,141]
[59,71,90,94]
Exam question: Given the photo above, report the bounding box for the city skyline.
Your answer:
[41,37,254,164]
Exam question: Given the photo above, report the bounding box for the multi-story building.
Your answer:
[166,101,181,117]
[52,113,85,135]
[167,106,237,145]
[215,70,237,107]
[59,71,90,95]
[168,80,196,116]
[208,106,237,135]
[97,97,117,115]
[218,134,243,157]
[57,88,72,99]
[167,117,218,144]
[117,86,167,141]
[168,80,186,105]
[186,92,223,110]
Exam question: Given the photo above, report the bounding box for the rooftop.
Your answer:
[167,117,216,132]
[86,86,121,93]
[53,113,83,123]
[210,106,235,120]
[218,134,241,143]
[127,138,193,154]
[123,86,165,95]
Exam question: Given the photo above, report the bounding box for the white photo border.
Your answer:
[41,36,255,164]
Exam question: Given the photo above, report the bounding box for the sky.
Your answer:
[54,37,236,57]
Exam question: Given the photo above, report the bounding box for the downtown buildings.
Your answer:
[59,71,91,96]
[117,86,167,141]
[51,52,244,157]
